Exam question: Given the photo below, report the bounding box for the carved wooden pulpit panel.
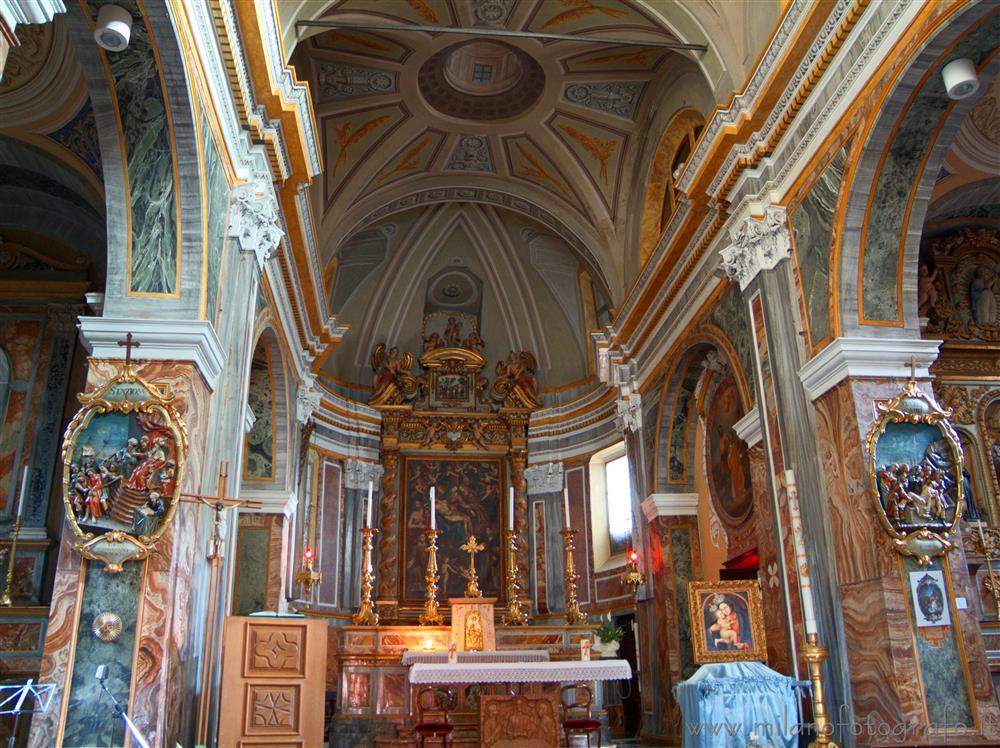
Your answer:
[219,616,327,747]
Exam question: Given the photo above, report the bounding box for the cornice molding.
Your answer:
[78,317,226,391]
[733,406,762,447]
[798,336,942,401]
[641,492,699,521]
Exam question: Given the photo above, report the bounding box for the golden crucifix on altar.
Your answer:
[460,534,485,598]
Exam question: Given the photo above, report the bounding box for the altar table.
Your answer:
[408,659,632,685]
[401,649,549,665]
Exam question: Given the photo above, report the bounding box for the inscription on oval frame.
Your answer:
[60,363,188,573]
[866,378,964,565]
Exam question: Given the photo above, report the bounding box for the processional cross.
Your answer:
[460,534,485,598]
[180,462,261,560]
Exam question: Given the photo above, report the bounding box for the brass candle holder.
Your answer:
[0,516,22,607]
[294,551,322,597]
[802,632,841,748]
[561,528,587,624]
[502,529,529,626]
[419,528,444,625]
[353,527,379,625]
[620,550,646,596]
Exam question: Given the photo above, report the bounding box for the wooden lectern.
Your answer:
[218,615,328,746]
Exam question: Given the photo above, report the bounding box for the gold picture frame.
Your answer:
[865,378,964,565]
[688,581,767,664]
[60,363,188,573]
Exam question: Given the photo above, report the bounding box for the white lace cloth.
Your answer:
[408,659,632,684]
[401,650,549,665]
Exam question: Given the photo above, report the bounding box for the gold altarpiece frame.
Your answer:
[369,342,539,623]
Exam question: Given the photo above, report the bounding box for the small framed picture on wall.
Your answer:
[688,580,768,664]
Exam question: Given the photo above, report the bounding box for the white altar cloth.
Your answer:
[401,650,549,665]
[408,659,632,685]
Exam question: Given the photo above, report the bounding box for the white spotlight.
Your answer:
[942,58,979,100]
[94,4,133,52]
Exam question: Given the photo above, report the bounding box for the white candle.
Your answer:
[15,465,28,521]
[785,469,818,635]
[366,480,373,528]
[430,486,436,530]
[563,487,571,528]
[508,487,514,531]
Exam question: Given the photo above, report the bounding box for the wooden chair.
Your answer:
[560,683,602,748]
[415,687,456,747]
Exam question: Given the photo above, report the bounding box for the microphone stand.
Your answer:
[96,670,150,748]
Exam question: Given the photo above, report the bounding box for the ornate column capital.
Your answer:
[719,205,791,291]
[227,177,284,268]
[525,462,564,495]
[0,0,65,31]
[607,361,642,434]
[344,459,384,490]
[295,376,322,424]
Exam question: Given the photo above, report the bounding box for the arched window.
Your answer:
[589,442,633,568]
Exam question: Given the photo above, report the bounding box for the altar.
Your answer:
[330,624,620,747]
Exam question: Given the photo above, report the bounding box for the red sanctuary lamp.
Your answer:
[621,548,645,595]
[295,546,322,596]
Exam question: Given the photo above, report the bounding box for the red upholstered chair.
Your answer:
[560,683,602,748]
[415,687,456,747]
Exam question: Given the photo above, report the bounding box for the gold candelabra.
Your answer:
[353,527,379,625]
[974,524,1000,615]
[802,632,841,748]
[0,516,21,607]
[419,528,443,625]
[502,529,529,625]
[561,528,586,624]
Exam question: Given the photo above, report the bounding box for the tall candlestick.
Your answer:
[508,487,514,531]
[366,480,373,529]
[15,465,28,520]
[563,487,571,528]
[429,486,436,530]
[785,469,818,635]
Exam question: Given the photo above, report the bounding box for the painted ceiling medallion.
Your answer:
[418,41,545,121]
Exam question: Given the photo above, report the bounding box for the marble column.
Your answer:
[377,449,399,608]
[31,318,224,747]
[801,342,1000,742]
[510,450,529,592]
[639,492,700,742]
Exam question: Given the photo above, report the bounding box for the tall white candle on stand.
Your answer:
[508,487,514,531]
[366,480,373,528]
[429,486,436,530]
[15,465,28,521]
[563,487,571,528]
[785,469,818,635]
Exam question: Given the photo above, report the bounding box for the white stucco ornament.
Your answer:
[228,177,284,267]
[719,205,791,290]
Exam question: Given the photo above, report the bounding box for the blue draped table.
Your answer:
[673,661,808,748]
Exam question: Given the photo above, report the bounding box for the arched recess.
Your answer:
[243,324,292,492]
[837,4,1000,337]
[637,107,705,267]
[63,0,203,315]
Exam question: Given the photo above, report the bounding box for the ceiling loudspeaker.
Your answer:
[942,58,980,100]
[94,4,133,52]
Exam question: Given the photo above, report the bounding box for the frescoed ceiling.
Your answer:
[282,0,739,391]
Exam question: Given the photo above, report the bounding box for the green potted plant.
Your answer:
[593,615,624,658]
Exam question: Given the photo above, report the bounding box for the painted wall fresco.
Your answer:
[861,14,1000,322]
[63,561,142,747]
[201,111,228,322]
[244,350,275,480]
[665,360,698,485]
[0,317,43,516]
[87,0,178,295]
[707,286,754,405]
[402,458,502,601]
[791,142,849,345]
[705,374,753,528]
[46,99,103,182]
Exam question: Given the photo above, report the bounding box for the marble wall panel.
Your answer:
[0,315,43,516]
[791,142,849,347]
[201,109,228,324]
[565,465,591,605]
[532,499,548,613]
[706,285,755,406]
[234,525,269,615]
[83,0,178,295]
